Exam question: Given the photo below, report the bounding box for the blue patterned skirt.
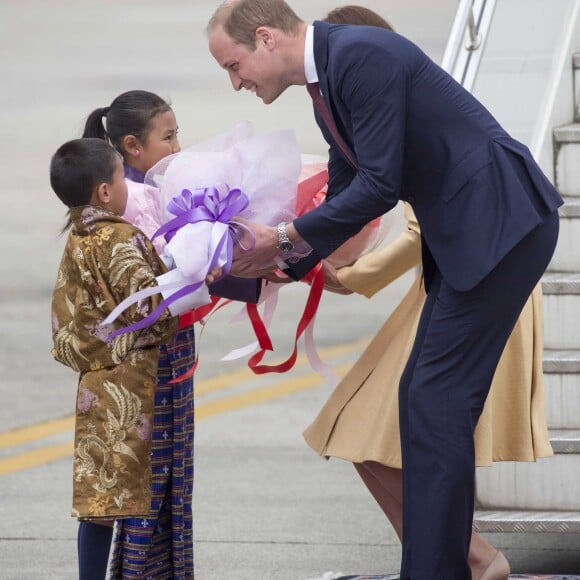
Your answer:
[109,326,195,579]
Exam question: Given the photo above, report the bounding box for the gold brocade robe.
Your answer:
[51,206,178,519]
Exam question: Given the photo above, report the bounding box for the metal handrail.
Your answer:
[441,0,482,73]
[466,9,482,51]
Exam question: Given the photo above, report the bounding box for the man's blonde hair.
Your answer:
[207,0,303,50]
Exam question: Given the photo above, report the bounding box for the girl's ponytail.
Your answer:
[82,107,110,140]
[81,92,170,157]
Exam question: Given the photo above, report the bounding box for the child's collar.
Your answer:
[124,164,146,184]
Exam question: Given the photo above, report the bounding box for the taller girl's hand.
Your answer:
[205,266,223,285]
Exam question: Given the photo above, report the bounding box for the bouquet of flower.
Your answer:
[102,124,390,369]
[150,122,313,284]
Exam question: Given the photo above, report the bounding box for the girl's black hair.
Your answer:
[50,138,119,231]
[82,90,171,155]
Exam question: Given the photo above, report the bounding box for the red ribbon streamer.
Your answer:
[178,296,223,329]
[245,302,274,352]
[248,261,324,374]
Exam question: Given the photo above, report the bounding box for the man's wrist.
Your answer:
[284,222,303,244]
[268,225,279,249]
[276,222,294,253]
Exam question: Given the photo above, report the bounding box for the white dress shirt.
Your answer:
[304,24,319,84]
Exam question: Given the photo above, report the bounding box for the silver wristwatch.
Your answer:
[276,222,294,253]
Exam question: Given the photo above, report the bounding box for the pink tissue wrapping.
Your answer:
[123,178,166,255]
[295,162,385,269]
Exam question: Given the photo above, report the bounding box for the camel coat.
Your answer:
[303,204,553,467]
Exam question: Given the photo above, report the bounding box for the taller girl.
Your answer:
[82,90,193,579]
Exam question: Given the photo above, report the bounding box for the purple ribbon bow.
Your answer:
[105,184,253,341]
[153,184,250,243]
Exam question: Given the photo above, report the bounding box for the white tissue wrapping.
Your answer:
[144,124,313,315]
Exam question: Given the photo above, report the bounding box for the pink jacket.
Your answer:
[123,178,166,255]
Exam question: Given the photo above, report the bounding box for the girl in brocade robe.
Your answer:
[49,138,179,580]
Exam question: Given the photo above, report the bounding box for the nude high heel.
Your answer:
[480,550,510,580]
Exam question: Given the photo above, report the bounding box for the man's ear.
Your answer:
[121,134,141,159]
[255,26,275,49]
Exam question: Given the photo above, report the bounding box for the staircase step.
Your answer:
[550,429,580,453]
[542,272,580,294]
[554,123,580,196]
[558,196,580,217]
[542,274,580,349]
[543,349,580,373]
[543,351,580,429]
[550,198,580,272]
[476,430,580,510]
[474,509,580,533]
[554,123,580,143]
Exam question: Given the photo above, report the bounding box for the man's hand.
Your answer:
[230,217,279,278]
[261,270,295,285]
[322,260,353,295]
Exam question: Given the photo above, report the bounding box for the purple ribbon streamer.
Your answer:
[106,279,205,341]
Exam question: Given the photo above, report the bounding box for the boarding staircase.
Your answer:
[444,0,580,536]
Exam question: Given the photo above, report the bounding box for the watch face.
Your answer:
[278,241,294,253]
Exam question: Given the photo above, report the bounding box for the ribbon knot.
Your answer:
[153,184,250,243]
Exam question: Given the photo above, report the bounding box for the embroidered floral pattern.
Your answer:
[77,383,99,413]
[94,225,114,246]
[87,493,113,517]
[136,413,152,441]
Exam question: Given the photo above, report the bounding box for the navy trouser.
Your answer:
[399,211,559,579]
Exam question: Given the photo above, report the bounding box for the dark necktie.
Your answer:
[306,82,358,169]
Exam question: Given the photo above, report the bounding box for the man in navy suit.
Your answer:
[208,1,562,576]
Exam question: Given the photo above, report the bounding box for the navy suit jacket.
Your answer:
[292,21,562,291]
